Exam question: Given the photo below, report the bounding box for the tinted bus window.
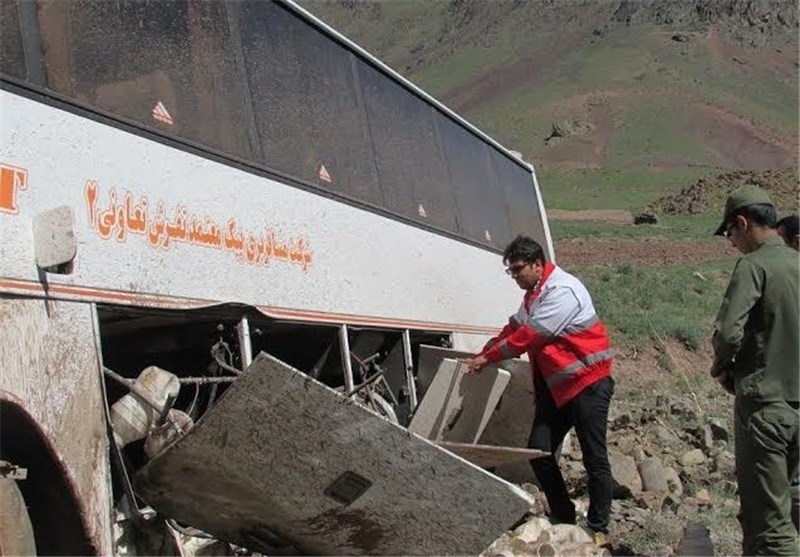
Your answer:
[238,1,383,206]
[35,0,252,160]
[436,112,511,248]
[357,60,457,232]
[491,151,545,247]
[0,0,25,80]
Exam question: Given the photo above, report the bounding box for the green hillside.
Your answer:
[299,0,799,212]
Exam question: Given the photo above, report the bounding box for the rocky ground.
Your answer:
[483,343,742,557]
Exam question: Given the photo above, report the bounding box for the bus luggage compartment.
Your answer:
[134,352,533,556]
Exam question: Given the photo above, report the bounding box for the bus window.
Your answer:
[491,151,546,248]
[238,1,383,207]
[0,0,25,80]
[35,0,252,160]
[435,112,511,248]
[357,60,457,233]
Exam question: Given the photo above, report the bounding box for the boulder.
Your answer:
[663,466,683,496]
[679,449,706,467]
[609,450,642,498]
[638,456,669,492]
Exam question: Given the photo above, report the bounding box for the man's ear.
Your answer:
[735,214,749,232]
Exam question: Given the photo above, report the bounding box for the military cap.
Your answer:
[714,185,775,236]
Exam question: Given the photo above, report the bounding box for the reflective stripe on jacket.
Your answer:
[482,262,613,407]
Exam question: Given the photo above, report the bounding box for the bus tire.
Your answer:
[0,478,36,556]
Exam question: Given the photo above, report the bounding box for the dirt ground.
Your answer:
[555,237,737,266]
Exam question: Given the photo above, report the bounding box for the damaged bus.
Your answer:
[0,0,554,554]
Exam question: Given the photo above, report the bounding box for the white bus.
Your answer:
[0,0,553,554]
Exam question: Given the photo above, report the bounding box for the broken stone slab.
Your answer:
[135,352,533,556]
[484,516,609,557]
[409,357,510,444]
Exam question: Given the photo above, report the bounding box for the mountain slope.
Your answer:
[299,0,799,210]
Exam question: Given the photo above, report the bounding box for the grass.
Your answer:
[565,260,736,351]
[536,166,711,211]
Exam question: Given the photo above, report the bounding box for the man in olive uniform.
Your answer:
[711,185,799,555]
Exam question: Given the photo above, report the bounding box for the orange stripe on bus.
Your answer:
[0,278,497,334]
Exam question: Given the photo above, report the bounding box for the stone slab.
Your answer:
[408,357,509,444]
[437,442,548,468]
[135,352,533,556]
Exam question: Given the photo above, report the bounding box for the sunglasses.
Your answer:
[724,222,737,238]
[505,263,529,276]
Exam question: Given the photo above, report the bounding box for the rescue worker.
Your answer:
[777,214,799,251]
[710,185,799,555]
[464,235,614,546]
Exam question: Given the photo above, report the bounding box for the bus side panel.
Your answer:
[0,298,113,554]
[0,90,519,331]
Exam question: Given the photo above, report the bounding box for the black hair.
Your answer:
[730,203,777,229]
[503,235,545,266]
[777,214,799,238]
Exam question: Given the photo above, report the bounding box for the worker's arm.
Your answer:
[466,287,581,373]
[481,315,521,353]
[710,258,763,385]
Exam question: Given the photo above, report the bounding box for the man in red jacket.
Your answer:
[465,235,614,544]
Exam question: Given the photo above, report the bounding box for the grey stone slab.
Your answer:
[135,352,532,556]
[477,359,538,483]
[437,442,548,468]
[408,358,510,444]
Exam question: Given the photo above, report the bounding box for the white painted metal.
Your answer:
[338,324,355,392]
[236,316,253,369]
[0,91,530,333]
[401,329,417,411]
[0,298,114,554]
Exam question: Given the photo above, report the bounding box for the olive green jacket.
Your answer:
[711,236,799,403]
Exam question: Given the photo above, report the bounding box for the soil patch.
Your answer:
[549,209,634,225]
[555,238,737,267]
[691,104,797,170]
[652,167,799,216]
[542,102,615,169]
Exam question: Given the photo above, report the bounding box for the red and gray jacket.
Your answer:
[482,262,613,407]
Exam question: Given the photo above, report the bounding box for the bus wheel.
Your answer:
[0,478,36,556]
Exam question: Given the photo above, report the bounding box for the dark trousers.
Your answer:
[528,376,614,534]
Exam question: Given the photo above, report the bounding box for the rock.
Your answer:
[663,466,683,496]
[720,480,738,496]
[549,523,592,546]
[678,497,700,515]
[609,450,642,498]
[657,425,680,446]
[513,517,552,543]
[612,413,632,429]
[679,449,706,467]
[663,493,682,512]
[675,523,714,556]
[708,418,729,442]
[670,401,698,422]
[671,33,690,42]
[712,450,735,475]
[701,424,715,451]
[639,456,669,492]
[695,488,711,506]
[635,491,667,510]
[633,210,658,225]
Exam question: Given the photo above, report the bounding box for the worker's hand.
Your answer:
[462,355,488,375]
